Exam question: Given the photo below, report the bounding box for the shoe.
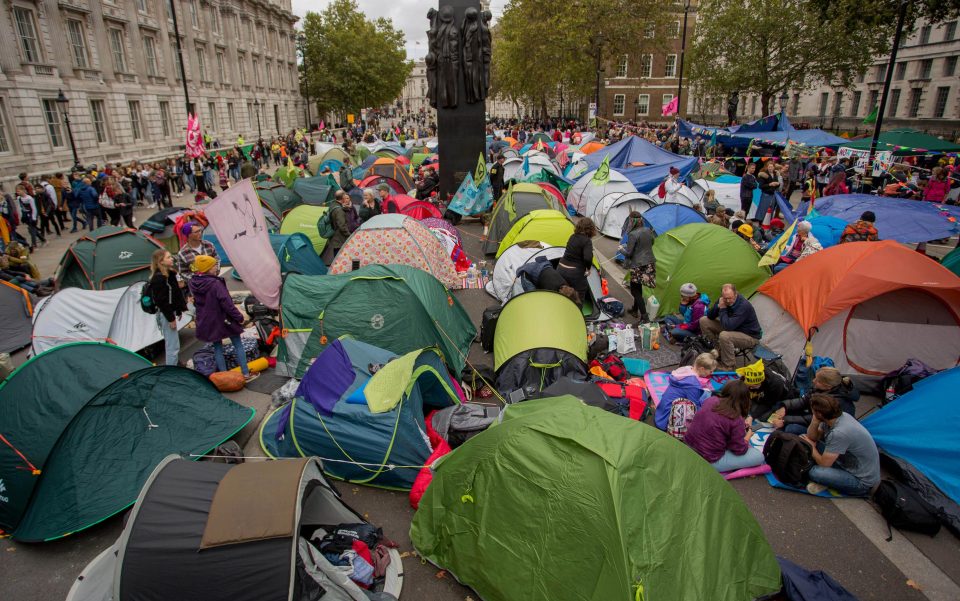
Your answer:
[806,482,828,495]
[244,372,260,384]
[627,308,640,318]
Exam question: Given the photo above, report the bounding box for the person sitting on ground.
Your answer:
[684,379,764,473]
[3,241,40,279]
[772,220,822,274]
[735,359,795,421]
[557,218,596,305]
[771,367,859,434]
[800,393,880,496]
[702,189,721,215]
[700,283,762,371]
[378,184,400,214]
[176,222,220,284]
[839,211,878,243]
[662,282,707,343]
[188,255,256,383]
[655,352,716,431]
[620,212,656,322]
[736,223,764,253]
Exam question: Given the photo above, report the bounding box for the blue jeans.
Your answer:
[157,314,181,366]
[212,335,249,375]
[772,262,791,274]
[663,315,695,342]
[755,193,775,222]
[809,465,873,497]
[711,447,764,472]
[784,424,807,435]
[83,207,102,231]
[186,173,196,192]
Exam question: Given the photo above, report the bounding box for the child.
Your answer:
[655,353,717,431]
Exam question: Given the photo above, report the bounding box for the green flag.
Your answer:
[592,156,611,186]
[475,154,487,183]
[862,105,878,125]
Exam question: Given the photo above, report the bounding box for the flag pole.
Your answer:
[169,0,191,118]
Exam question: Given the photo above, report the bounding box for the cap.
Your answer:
[860,211,876,223]
[737,223,754,238]
[679,283,698,297]
[192,255,217,274]
[736,359,766,386]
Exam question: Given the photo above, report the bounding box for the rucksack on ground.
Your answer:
[666,398,697,441]
[873,479,944,541]
[880,359,937,404]
[762,431,814,488]
[480,305,501,352]
[589,352,627,382]
[679,335,714,367]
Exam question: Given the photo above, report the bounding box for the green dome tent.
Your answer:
[496,209,573,257]
[482,182,563,255]
[649,223,771,318]
[943,246,960,278]
[280,205,329,255]
[0,343,253,541]
[292,174,339,206]
[277,264,476,378]
[310,145,352,175]
[55,226,163,290]
[255,181,303,220]
[411,396,782,601]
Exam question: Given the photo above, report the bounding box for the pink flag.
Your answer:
[185,113,206,158]
[661,96,679,117]
[204,179,281,309]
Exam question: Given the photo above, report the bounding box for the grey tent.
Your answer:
[67,456,404,601]
[0,280,34,354]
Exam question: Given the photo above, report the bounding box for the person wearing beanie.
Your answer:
[735,358,795,421]
[188,254,255,381]
[658,165,684,203]
[662,282,708,343]
[176,221,220,282]
[839,210,879,244]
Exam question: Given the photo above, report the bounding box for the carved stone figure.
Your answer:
[425,8,439,109]
[461,7,482,104]
[727,91,740,125]
[436,5,459,109]
[479,9,492,101]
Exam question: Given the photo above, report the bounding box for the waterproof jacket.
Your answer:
[706,294,762,339]
[655,366,710,430]
[188,273,244,343]
[328,204,352,249]
[75,182,100,211]
[623,226,655,269]
[778,383,860,428]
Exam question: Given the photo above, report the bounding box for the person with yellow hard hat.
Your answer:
[735,359,794,422]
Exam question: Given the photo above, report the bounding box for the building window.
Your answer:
[90,99,108,143]
[210,7,221,34]
[895,62,906,80]
[888,89,901,117]
[266,60,273,87]
[109,28,127,73]
[196,46,207,80]
[920,59,933,79]
[669,21,680,38]
[253,59,261,86]
[832,92,842,115]
[42,99,64,147]
[665,54,677,78]
[208,101,218,131]
[908,88,922,118]
[190,0,200,28]
[174,48,184,80]
[13,7,42,63]
[818,92,829,117]
[791,93,800,115]
[159,100,172,137]
[615,55,627,78]
[144,36,159,76]
[919,25,931,45]
[128,100,143,140]
[850,91,862,116]
[644,23,655,38]
[247,19,255,44]
[258,24,266,48]
[934,87,950,119]
[247,102,254,130]
[636,94,650,115]
[640,54,652,78]
[136,0,149,13]
[0,99,11,153]
[613,94,625,116]
[874,64,885,81]
[945,21,957,41]
[750,96,757,115]
[868,90,879,113]
[945,56,958,77]
[227,102,236,130]
[233,14,241,41]
[856,71,865,84]
[662,93,674,112]
[66,19,89,69]
[216,50,226,83]
[239,55,247,85]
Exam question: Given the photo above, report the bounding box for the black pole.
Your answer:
[594,40,602,125]
[63,112,80,167]
[169,0,191,117]
[868,0,908,182]
[255,103,262,139]
[676,0,691,117]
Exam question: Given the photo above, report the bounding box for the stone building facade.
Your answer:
[0,0,304,179]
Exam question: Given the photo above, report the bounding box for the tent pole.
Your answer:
[867,0,908,188]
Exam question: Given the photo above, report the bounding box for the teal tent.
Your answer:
[0,343,254,542]
[943,247,960,278]
[292,174,339,205]
[262,339,459,489]
[223,233,327,280]
[411,396,782,601]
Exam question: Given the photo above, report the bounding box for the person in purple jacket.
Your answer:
[188,255,256,382]
[684,379,764,472]
[661,282,708,343]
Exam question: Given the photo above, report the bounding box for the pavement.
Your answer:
[2,188,959,601]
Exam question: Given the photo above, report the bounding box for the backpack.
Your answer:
[589,352,627,382]
[140,282,159,314]
[597,296,624,317]
[873,479,943,541]
[679,335,714,367]
[316,207,337,239]
[666,398,697,441]
[657,180,667,199]
[480,305,501,352]
[880,359,937,404]
[762,431,814,488]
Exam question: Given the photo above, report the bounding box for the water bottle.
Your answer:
[466,265,477,287]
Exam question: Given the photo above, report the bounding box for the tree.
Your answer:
[301,0,412,121]
[689,0,899,116]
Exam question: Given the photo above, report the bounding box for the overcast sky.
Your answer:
[290,0,507,60]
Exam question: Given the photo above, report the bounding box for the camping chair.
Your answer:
[734,342,780,368]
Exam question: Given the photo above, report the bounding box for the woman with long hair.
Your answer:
[620,211,655,322]
[823,171,849,197]
[684,380,765,472]
[557,217,597,306]
[147,249,188,366]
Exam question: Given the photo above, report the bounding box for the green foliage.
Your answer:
[690,0,897,115]
[301,0,413,118]
[809,0,960,29]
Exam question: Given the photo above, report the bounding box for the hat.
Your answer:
[769,218,785,229]
[669,166,680,175]
[192,255,217,274]
[736,359,766,386]
[860,211,876,223]
[679,283,698,297]
[737,223,754,238]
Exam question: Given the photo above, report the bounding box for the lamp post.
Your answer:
[779,91,789,113]
[675,0,692,120]
[297,32,310,131]
[867,0,908,187]
[593,33,605,125]
[254,99,263,140]
[55,89,80,169]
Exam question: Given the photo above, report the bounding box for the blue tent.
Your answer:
[796,194,960,244]
[679,111,846,149]
[260,338,459,490]
[318,158,344,174]
[579,137,699,194]
[864,367,960,527]
[642,203,707,235]
[352,155,379,180]
[204,233,326,278]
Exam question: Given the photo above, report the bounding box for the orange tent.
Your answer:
[366,158,414,192]
[579,141,606,155]
[502,136,519,147]
[753,241,960,375]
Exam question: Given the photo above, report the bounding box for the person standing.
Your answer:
[322,192,353,265]
[148,249,188,366]
[739,162,758,214]
[176,222,220,281]
[620,212,655,321]
[38,177,61,238]
[557,218,597,305]
[489,155,505,201]
[111,181,135,228]
[755,160,780,224]
[15,184,44,249]
[378,184,400,213]
[188,254,256,382]
[358,188,381,223]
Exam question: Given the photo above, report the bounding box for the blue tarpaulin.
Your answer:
[580,137,698,194]
[679,111,847,149]
[796,194,960,244]
[641,203,707,235]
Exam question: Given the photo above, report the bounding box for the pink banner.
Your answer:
[204,180,281,309]
[185,113,206,159]
[661,96,679,117]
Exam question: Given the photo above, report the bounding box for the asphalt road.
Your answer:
[2,200,957,601]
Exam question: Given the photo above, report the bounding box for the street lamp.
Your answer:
[297,32,310,131]
[634,97,639,122]
[593,33,605,125]
[254,99,263,140]
[55,89,80,169]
